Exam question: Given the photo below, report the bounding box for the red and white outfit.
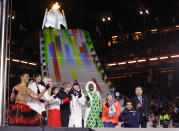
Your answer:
[48,95,70,127]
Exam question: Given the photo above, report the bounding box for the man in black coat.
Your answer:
[131,86,149,128]
[57,82,72,127]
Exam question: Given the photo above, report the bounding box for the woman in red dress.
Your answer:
[48,87,71,127]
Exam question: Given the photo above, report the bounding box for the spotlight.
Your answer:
[112,36,118,39]
[12,59,20,62]
[118,62,126,65]
[145,9,149,14]
[139,11,143,15]
[137,59,146,63]
[149,58,158,61]
[102,18,105,22]
[21,61,28,64]
[29,62,37,66]
[159,56,168,60]
[108,63,116,66]
[107,17,111,21]
[171,55,179,58]
[128,60,136,64]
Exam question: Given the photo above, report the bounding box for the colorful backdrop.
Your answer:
[40,29,110,97]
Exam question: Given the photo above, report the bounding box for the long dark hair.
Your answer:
[29,72,41,94]
[51,87,58,96]
[33,73,41,81]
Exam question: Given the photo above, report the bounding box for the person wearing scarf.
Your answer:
[102,91,120,127]
[68,81,85,127]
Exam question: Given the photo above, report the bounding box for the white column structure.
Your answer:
[0,0,9,126]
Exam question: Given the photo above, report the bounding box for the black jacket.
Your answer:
[57,89,72,127]
[172,112,179,123]
[57,88,71,112]
[131,94,149,121]
[119,108,140,128]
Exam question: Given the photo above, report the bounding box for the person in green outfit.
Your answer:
[84,81,103,128]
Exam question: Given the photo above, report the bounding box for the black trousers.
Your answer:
[140,116,147,128]
[61,110,70,127]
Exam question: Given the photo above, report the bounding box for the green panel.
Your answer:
[70,35,83,68]
[84,31,94,52]
[43,29,50,65]
[50,29,56,43]
[70,67,77,80]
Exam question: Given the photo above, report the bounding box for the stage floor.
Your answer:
[0,122,178,131]
[0,126,178,131]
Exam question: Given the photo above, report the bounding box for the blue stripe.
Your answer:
[65,44,73,66]
[80,52,88,66]
[49,43,54,58]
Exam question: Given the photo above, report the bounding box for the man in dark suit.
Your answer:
[131,86,149,128]
[57,82,72,127]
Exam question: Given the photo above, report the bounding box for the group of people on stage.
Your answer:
[9,72,149,128]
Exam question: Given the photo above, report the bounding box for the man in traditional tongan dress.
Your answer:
[9,72,49,126]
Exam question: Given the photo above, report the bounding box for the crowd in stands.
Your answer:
[102,30,179,63]
[148,96,179,128]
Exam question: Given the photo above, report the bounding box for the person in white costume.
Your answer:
[27,73,51,124]
[38,77,53,121]
[84,81,103,128]
[68,81,85,127]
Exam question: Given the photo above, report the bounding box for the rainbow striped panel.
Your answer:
[41,29,110,98]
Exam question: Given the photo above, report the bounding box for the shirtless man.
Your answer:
[9,72,49,126]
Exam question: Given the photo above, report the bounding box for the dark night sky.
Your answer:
[12,0,179,34]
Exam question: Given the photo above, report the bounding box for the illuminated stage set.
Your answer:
[40,2,110,97]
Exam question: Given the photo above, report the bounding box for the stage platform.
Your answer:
[93,128,179,131]
[0,126,92,131]
[0,126,178,131]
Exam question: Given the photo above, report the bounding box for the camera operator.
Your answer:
[171,107,179,127]
[159,109,170,128]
